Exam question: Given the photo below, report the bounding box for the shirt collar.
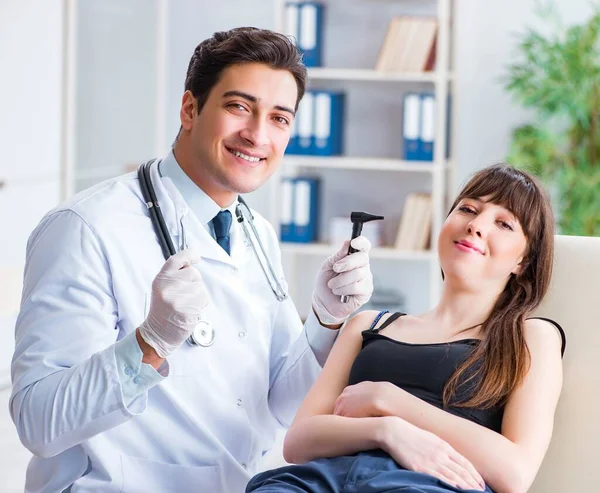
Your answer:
[159,150,238,228]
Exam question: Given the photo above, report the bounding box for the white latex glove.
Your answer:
[312,236,373,325]
[139,249,210,358]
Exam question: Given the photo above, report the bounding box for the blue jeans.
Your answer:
[247,450,494,493]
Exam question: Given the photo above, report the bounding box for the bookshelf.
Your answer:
[272,0,455,318]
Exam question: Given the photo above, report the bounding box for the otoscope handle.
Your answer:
[346,222,363,255]
[341,223,363,303]
[340,211,384,304]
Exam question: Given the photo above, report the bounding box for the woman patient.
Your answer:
[247,164,565,493]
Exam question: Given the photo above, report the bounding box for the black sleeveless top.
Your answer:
[347,311,566,433]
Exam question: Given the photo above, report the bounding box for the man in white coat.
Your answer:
[10,27,374,492]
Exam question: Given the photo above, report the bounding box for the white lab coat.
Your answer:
[10,161,327,492]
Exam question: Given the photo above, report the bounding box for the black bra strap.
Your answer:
[371,311,406,334]
[527,317,567,357]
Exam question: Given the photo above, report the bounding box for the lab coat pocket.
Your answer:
[120,455,221,492]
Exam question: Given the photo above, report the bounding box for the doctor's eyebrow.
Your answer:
[222,90,295,116]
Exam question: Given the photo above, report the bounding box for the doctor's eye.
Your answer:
[272,115,290,126]
[227,103,249,113]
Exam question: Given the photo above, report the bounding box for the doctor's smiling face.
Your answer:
[172,27,306,208]
[179,63,297,206]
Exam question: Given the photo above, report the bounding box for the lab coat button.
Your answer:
[133,376,141,385]
[241,463,247,470]
[231,266,237,274]
[238,331,246,339]
[237,399,243,407]
[124,366,133,376]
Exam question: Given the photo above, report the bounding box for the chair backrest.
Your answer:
[530,235,600,492]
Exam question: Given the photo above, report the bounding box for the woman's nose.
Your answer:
[467,218,485,238]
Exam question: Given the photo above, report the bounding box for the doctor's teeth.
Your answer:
[232,150,261,163]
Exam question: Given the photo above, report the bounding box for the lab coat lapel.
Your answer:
[151,159,241,266]
[181,212,236,265]
[147,159,180,241]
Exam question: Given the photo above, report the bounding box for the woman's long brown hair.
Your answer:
[443,164,555,409]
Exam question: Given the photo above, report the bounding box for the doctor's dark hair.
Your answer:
[184,27,307,114]
[442,163,555,410]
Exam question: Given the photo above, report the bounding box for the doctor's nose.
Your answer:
[239,118,270,148]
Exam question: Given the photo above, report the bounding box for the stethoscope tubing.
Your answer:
[138,160,176,260]
[137,159,288,346]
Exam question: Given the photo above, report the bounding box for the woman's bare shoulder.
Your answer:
[523,318,564,355]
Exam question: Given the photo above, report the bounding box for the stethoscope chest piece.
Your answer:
[187,320,216,347]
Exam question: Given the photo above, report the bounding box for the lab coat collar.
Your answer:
[159,151,233,229]
[147,152,242,266]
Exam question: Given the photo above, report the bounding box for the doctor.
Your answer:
[10,27,373,492]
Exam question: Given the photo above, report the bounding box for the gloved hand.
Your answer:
[139,249,210,358]
[312,236,373,326]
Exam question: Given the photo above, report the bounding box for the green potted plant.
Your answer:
[504,3,600,236]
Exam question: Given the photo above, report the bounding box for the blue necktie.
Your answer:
[212,210,232,255]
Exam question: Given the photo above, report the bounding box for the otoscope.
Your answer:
[340,211,384,303]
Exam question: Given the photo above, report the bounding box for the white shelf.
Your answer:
[283,155,444,173]
[281,243,435,261]
[307,67,452,83]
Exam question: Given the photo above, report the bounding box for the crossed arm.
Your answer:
[283,312,563,493]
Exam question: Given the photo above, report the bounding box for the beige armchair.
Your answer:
[530,234,600,492]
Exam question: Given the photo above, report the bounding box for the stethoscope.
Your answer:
[137,159,288,347]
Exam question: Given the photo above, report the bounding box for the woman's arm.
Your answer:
[335,318,563,493]
[284,414,387,464]
[283,310,381,463]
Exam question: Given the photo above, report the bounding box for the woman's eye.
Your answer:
[499,220,514,231]
[459,205,475,214]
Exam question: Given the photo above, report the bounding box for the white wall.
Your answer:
[453,0,596,189]
[75,0,159,188]
[0,0,64,386]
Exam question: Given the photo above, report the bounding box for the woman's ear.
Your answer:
[512,257,526,276]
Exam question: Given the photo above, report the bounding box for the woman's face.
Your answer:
[438,196,528,286]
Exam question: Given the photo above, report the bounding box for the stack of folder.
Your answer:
[284,2,324,67]
[402,92,450,162]
[287,90,345,156]
[280,176,321,243]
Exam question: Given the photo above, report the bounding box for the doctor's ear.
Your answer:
[180,91,198,130]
